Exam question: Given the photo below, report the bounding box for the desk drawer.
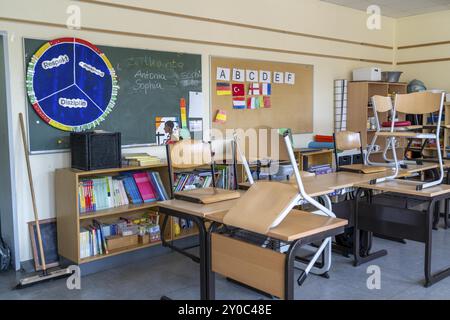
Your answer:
[211,233,286,299]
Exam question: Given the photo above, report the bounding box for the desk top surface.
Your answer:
[208,209,347,242]
[157,191,244,217]
[356,180,450,198]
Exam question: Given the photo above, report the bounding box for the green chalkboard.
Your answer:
[24,38,202,152]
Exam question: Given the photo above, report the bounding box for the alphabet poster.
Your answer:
[210,56,313,133]
[26,37,119,131]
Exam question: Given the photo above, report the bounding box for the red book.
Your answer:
[315,135,334,143]
[382,121,411,128]
[132,172,157,203]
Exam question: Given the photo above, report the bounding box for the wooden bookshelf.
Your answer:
[347,81,408,162]
[55,163,198,264]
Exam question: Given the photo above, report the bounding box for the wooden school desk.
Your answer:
[353,180,450,287]
[206,209,347,300]
[157,196,241,299]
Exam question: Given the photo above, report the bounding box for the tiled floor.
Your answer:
[2,226,450,300]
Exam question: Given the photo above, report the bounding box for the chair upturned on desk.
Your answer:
[207,210,346,300]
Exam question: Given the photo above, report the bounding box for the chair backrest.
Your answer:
[210,138,234,163]
[334,131,362,151]
[372,95,393,113]
[394,92,444,115]
[167,139,212,169]
[234,126,289,163]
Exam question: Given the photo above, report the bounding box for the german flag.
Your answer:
[216,82,231,96]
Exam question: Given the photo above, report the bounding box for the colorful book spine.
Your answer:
[133,172,158,203]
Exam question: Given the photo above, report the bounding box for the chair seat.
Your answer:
[375,131,436,139]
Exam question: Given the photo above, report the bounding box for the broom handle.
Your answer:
[19,113,47,272]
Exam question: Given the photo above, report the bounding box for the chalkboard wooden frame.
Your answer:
[23,37,202,153]
[28,218,59,271]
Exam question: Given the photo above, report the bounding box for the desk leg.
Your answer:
[422,199,450,287]
[285,239,302,300]
[194,216,208,300]
[206,223,219,300]
[445,199,450,230]
[353,188,387,267]
[432,201,440,230]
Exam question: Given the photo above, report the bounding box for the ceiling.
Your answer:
[321,0,450,18]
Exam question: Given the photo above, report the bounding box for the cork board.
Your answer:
[210,56,313,133]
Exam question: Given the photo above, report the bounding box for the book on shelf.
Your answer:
[132,172,158,203]
[122,153,162,167]
[308,164,333,176]
[172,166,235,192]
[78,171,168,214]
[79,215,162,259]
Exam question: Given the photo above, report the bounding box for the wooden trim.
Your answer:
[0,17,392,64]
[79,0,393,50]
[398,40,450,50]
[397,57,450,65]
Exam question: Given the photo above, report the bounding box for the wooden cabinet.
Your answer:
[55,164,191,264]
[347,82,407,161]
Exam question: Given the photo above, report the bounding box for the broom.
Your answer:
[16,113,73,288]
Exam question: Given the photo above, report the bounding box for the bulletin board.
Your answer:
[210,56,313,133]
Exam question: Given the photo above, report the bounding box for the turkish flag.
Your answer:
[232,83,245,96]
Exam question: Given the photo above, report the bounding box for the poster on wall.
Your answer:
[155,116,179,145]
[26,37,119,131]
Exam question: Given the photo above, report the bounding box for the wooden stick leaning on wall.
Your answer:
[17,113,74,289]
[19,113,47,273]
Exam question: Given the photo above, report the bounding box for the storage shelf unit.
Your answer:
[55,163,197,265]
[347,82,407,162]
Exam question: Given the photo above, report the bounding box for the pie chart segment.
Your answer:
[75,42,113,111]
[31,42,74,101]
[37,85,104,128]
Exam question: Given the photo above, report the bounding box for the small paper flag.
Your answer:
[247,97,256,109]
[233,97,246,109]
[232,83,245,97]
[262,83,271,96]
[248,83,260,95]
[258,96,264,108]
[214,109,227,123]
[263,96,271,108]
[216,82,231,96]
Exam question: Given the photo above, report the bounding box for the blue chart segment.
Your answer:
[26,38,118,131]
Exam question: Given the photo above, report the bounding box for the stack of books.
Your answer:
[172,166,235,192]
[308,164,333,176]
[122,153,162,167]
[79,216,161,259]
[78,171,169,214]
[80,219,121,258]
[173,170,214,191]
[215,165,236,190]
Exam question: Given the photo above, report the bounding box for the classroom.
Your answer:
[1,0,450,304]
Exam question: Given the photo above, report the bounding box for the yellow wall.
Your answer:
[396,9,450,92]
[0,0,396,263]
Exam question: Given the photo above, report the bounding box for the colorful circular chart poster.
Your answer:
[26,38,119,131]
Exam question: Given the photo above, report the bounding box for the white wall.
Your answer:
[0,0,396,263]
[396,9,450,92]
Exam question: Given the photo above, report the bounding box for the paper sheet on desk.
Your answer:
[188,91,203,118]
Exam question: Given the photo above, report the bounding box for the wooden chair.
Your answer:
[373,92,446,190]
[367,95,422,167]
[333,131,388,174]
[166,139,214,197]
[166,139,240,200]
[230,131,338,282]
[234,126,291,181]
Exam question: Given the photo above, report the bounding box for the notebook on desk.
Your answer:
[339,164,388,174]
[174,187,241,204]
